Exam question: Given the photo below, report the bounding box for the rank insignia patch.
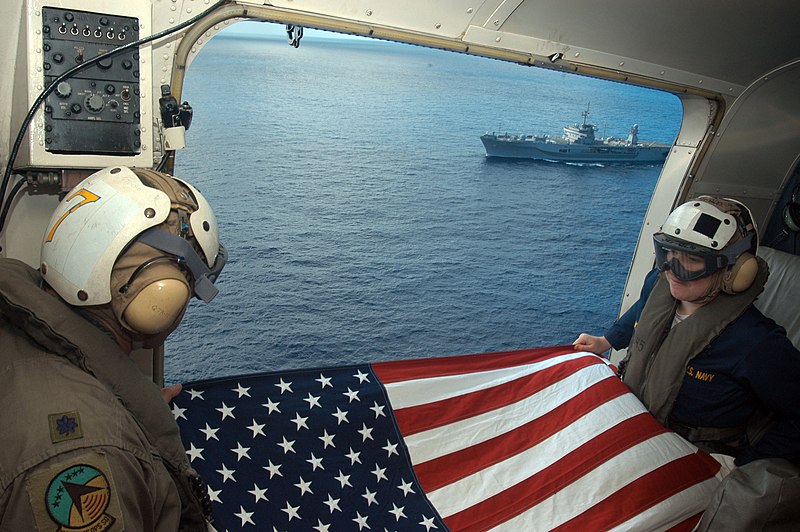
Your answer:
[48,411,83,443]
[45,464,115,532]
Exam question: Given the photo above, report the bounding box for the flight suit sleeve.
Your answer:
[0,446,182,532]
[604,268,660,350]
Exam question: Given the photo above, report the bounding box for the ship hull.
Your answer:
[480,134,670,163]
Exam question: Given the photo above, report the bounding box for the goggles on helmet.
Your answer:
[653,232,753,282]
[137,227,227,302]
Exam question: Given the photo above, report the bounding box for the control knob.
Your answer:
[85,94,105,113]
[54,81,72,99]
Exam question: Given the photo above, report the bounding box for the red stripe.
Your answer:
[414,377,630,492]
[442,413,667,532]
[552,451,720,531]
[394,355,602,436]
[372,345,580,384]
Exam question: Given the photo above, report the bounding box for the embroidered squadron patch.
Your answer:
[27,454,123,532]
[48,411,83,443]
[45,464,115,532]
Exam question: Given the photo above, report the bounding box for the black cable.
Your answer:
[0,178,28,237]
[156,149,174,172]
[0,0,229,234]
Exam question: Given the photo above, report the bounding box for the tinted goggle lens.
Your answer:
[653,241,722,281]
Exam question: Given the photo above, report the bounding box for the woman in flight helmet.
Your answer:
[0,166,223,530]
[574,195,800,529]
[650,196,759,306]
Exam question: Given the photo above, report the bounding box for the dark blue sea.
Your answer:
[166,28,682,384]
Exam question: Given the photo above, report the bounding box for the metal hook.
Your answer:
[286,25,304,48]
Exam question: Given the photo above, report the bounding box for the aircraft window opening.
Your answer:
[165,22,682,380]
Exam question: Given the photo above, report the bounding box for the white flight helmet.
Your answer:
[41,166,225,335]
[653,196,758,293]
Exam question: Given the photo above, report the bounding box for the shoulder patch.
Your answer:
[27,453,124,532]
[48,411,83,443]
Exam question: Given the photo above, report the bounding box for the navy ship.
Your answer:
[481,107,671,163]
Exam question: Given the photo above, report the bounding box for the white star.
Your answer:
[216,464,236,483]
[371,464,388,482]
[231,442,251,461]
[370,402,386,418]
[233,383,251,397]
[334,470,352,488]
[207,485,222,503]
[282,502,301,521]
[247,419,266,438]
[295,476,313,495]
[216,402,235,420]
[304,393,322,409]
[291,412,309,430]
[389,503,407,521]
[354,369,370,383]
[362,487,378,506]
[316,373,333,388]
[332,407,349,424]
[200,423,219,441]
[171,403,187,420]
[420,515,438,530]
[234,506,255,526]
[343,387,361,403]
[313,519,331,532]
[262,398,281,414]
[358,423,374,441]
[346,447,362,465]
[185,443,204,462]
[307,453,324,471]
[398,479,415,496]
[319,430,335,448]
[187,389,204,400]
[248,483,268,503]
[323,494,341,513]
[275,378,293,394]
[278,436,296,454]
[263,460,283,478]
[353,511,370,530]
[382,440,399,457]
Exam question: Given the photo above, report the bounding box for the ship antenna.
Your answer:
[582,102,590,125]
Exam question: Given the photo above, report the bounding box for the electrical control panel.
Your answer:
[42,7,141,155]
[14,1,153,169]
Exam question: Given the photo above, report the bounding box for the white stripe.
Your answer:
[486,432,703,532]
[608,475,720,532]
[403,363,618,465]
[427,393,648,517]
[383,351,600,409]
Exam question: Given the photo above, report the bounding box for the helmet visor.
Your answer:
[653,233,728,281]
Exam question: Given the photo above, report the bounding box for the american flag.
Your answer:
[172,345,722,531]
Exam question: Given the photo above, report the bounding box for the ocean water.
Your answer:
[166,29,682,383]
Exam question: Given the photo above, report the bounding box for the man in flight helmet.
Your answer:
[574,195,800,529]
[0,166,225,530]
